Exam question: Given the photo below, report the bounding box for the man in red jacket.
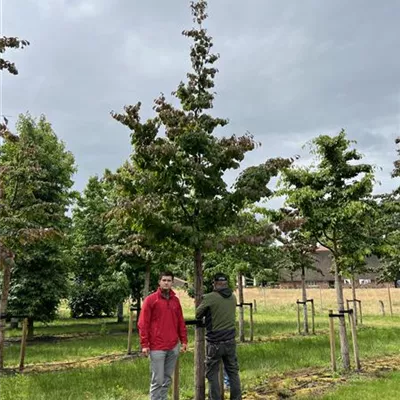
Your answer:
[138,271,188,400]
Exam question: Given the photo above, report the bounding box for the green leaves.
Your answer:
[111,1,291,250]
[2,113,76,322]
[282,130,376,274]
[0,36,29,75]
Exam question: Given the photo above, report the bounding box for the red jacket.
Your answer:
[138,288,188,351]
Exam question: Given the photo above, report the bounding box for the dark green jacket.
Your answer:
[196,287,237,343]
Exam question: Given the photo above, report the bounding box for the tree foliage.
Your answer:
[69,176,130,318]
[2,114,76,328]
[281,130,376,270]
[281,130,376,368]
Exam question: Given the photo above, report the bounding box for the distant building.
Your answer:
[278,246,385,288]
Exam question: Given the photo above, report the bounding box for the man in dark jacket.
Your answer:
[138,271,188,400]
[196,273,242,400]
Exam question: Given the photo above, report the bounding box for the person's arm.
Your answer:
[138,296,152,355]
[177,301,188,351]
[195,294,209,320]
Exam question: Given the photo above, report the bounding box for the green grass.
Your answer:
[6,318,127,338]
[3,334,140,367]
[318,371,400,399]
[2,310,400,399]
[2,324,400,399]
[4,312,400,368]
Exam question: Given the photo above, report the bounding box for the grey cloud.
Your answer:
[2,0,400,199]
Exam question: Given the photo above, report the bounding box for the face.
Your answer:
[159,275,173,290]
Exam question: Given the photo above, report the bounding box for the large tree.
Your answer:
[69,176,130,318]
[0,35,29,368]
[111,1,291,396]
[3,114,76,338]
[281,130,375,370]
[376,137,400,286]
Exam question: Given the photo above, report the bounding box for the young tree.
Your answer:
[0,36,29,367]
[274,209,317,334]
[281,130,375,370]
[2,114,76,338]
[111,1,292,396]
[377,138,400,286]
[70,176,130,318]
[104,164,173,307]
[216,209,279,341]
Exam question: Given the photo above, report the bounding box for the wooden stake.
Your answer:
[297,300,301,334]
[219,361,224,400]
[310,299,315,335]
[249,303,254,342]
[387,284,393,316]
[328,310,336,372]
[127,309,134,355]
[349,311,361,370]
[319,286,323,312]
[253,299,257,313]
[379,300,385,316]
[19,318,28,372]
[263,287,266,309]
[345,300,351,327]
[173,357,180,400]
[358,300,363,325]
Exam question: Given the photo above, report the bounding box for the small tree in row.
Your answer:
[281,130,376,369]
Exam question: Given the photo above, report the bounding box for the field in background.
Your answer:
[177,287,400,315]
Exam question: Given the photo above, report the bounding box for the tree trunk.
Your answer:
[351,273,358,325]
[237,272,245,342]
[194,248,205,400]
[143,262,151,298]
[301,266,309,334]
[27,317,34,340]
[117,302,124,323]
[0,255,14,369]
[387,283,393,316]
[334,260,350,370]
[135,296,141,331]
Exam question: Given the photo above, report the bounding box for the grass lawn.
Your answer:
[1,288,400,399]
[318,371,400,399]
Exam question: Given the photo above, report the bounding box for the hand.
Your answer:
[142,347,150,357]
[181,343,188,352]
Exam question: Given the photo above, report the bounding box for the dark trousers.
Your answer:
[206,341,241,400]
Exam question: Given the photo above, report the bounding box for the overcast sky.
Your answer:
[2,0,400,207]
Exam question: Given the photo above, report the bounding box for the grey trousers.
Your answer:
[149,343,180,400]
[206,341,241,400]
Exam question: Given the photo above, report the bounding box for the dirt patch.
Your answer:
[1,352,142,375]
[4,330,128,344]
[242,354,400,399]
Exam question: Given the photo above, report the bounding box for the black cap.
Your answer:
[214,273,228,282]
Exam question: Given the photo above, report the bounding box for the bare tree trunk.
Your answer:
[301,266,309,334]
[194,248,205,400]
[143,262,151,298]
[334,260,350,370]
[27,317,34,340]
[351,273,358,325]
[0,255,14,369]
[117,302,124,323]
[135,296,141,331]
[237,272,245,342]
